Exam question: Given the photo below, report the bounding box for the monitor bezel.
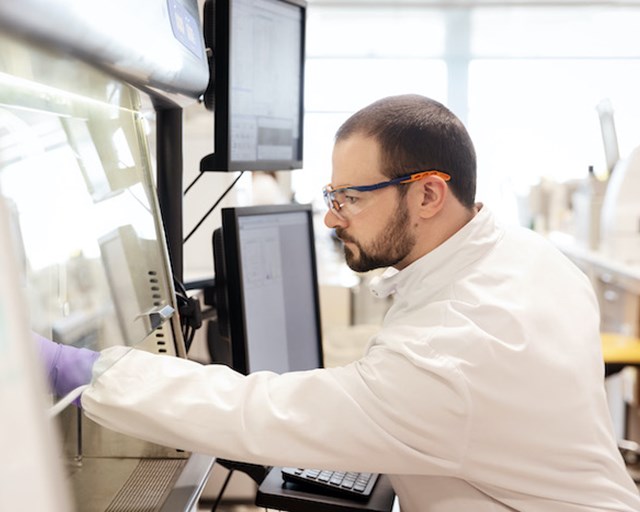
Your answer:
[201,0,306,172]
[214,203,323,375]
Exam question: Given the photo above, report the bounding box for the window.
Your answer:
[297,3,640,224]
[297,57,447,205]
[293,6,447,206]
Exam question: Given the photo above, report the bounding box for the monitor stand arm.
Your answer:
[215,458,271,485]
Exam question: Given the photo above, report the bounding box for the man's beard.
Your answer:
[336,200,415,273]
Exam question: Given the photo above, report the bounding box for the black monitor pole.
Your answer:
[155,105,184,284]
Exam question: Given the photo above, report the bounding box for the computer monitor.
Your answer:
[201,0,306,172]
[212,203,323,374]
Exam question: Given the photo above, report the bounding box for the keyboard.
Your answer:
[281,467,379,500]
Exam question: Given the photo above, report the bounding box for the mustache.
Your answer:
[334,228,355,244]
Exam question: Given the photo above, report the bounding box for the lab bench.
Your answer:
[549,231,640,444]
[548,231,640,337]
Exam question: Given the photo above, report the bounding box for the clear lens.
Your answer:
[323,185,380,220]
[323,187,343,219]
[323,187,336,210]
[327,188,370,219]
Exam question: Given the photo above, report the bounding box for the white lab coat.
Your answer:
[82,206,640,511]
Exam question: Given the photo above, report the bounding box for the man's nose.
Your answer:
[324,209,347,229]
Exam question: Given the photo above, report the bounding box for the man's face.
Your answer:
[337,199,416,272]
[324,134,417,272]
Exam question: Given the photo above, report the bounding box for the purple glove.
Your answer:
[34,333,100,401]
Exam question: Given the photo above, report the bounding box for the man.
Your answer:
[40,95,640,511]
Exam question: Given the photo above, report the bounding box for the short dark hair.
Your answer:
[335,94,476,207]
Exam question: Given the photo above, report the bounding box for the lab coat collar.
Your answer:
[369,204,502,299]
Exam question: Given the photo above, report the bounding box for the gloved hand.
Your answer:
[34,333,100,402]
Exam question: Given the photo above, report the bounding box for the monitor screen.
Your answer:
[201,0,306,172]
[213,203,323,374]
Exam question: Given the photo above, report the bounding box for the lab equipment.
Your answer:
[600,145,640,263]
[211,203,382,501]
[281,467,379,500]
[0,0,214,508]
[200,0,306,172]
[571,166,606,250]
[597,99,620,176]
[596,98,640,263]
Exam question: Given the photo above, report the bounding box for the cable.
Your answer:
[184,171,205,195]
[173,275,188,298]
[173,276,193,351]
[173,275,203,353]
[183,171,245,244]
[210,468,234,512]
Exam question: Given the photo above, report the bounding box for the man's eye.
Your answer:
[344,195,360,204]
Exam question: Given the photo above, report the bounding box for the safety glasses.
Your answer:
[322,169,450,220]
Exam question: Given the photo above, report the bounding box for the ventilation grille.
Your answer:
[147,268,169,354]
[104,459,186,512]
[148,270,162,308]
[154,325,169,354]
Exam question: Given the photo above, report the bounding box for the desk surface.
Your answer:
[255,468,395,512]
[602,332,640,365]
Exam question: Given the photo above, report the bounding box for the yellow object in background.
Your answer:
[602,333,640,365]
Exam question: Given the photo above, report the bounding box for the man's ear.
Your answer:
[415,176,447,219]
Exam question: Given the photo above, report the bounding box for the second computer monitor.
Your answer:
[213,203,323,374]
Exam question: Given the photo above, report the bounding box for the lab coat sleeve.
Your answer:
[81,344,471,474]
